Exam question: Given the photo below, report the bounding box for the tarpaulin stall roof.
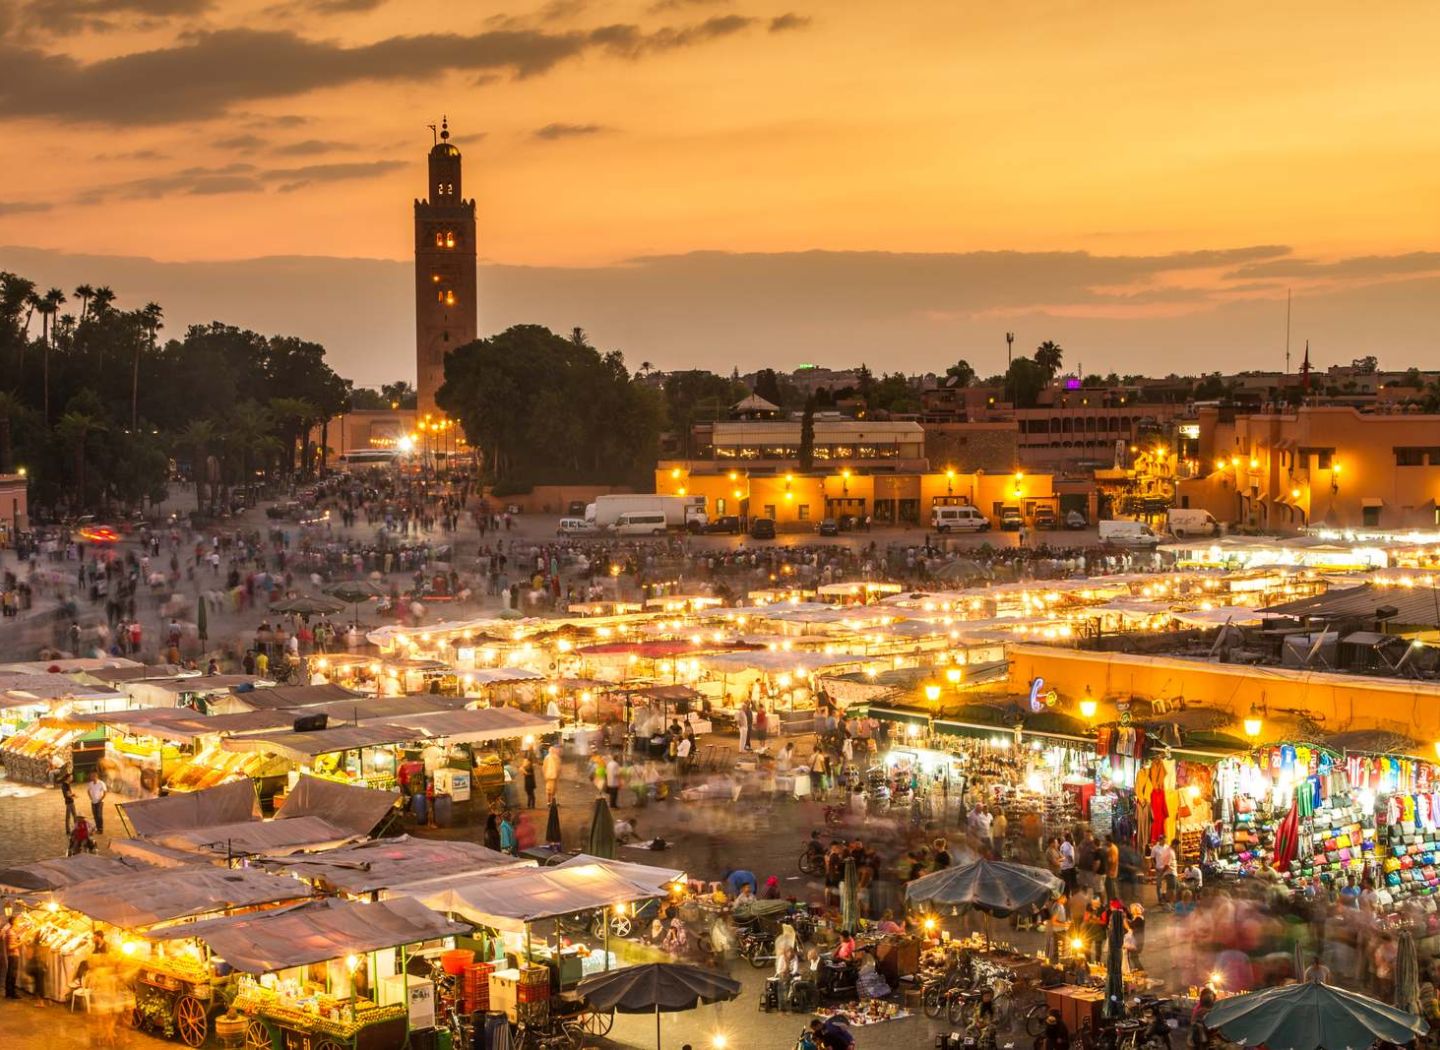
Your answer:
[126,676,261,708]
[463,668,545,685]
[145,815,370,858]
[56,866,307,929]
[0,673,123,702]
[262,836,526,894]
[121,778,259,838]
[221,723,434,761]
[393,708,557,744]
[396,862,668,934]
[144,896,468,974]
[552,854,685,894]
[276,775,400,838]
[226,684,364,711]
[0,854,148,893]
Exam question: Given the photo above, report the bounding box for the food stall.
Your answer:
[142,896,469,1050]
[0,716,106,782]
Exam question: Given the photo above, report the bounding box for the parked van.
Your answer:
[1098,520,1160,547]
[1166,508,1221,539]
[612,511,669,536]
[556,517,598,536]
[931,505,990,533]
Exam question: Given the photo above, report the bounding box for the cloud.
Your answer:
[242,113,311,129]
[1226,252,1440,281]
[0,18,777,125]
[18,0,210,34]
[270,138,356,156]
[533,122,612,141]
[213,133,267,152]
[647,0,729,12]
[79,159,403,201]
[769,12,810,31]
[0,200,52,215]
[303,0,387,11]
[95,148,169,161]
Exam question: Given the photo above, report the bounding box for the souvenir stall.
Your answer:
[1208,743,1368,896]
[143,896,469,1050]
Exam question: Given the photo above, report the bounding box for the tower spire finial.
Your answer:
[440,115,450,142]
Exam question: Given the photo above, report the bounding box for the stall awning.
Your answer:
[222,723,434,760]
[262,836,526,894]
[552,854,686,895]
[0,854,148,893]
[145,897,468,974]
[143,815,372,858]
[396,862,669,934]
[274,775,400,838]
[229,684,365,711]
[393,708,557,744]
[56,866,308,929]
[464,668,545,685]
[121,778,259,838]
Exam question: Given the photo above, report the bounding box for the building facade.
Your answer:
[1177,404,1440,532]
[414,118,478,417]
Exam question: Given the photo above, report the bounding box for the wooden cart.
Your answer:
[236,996,409,1050]
[131,960,232,1048]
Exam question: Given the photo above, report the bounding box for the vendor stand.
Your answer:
[0,716,105,782]
[142,896,469,1050]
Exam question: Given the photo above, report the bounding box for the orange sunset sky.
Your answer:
[2,0,1439,384]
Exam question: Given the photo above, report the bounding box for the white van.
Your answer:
[612,511,669,537]
[931,505,990,533]
[556,517,598,536]
[1166,508,1221,539]
[1098,520,1160,547]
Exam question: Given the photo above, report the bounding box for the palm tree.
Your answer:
[267,397,317,478]
[175,420,217,511]
[90,286,116,316]
[39,288,65,424]
[136,302,163,430]
[1034,340,1064,380]
[73,284,94,322]
[0,392,21,474]
[57,410,105,510]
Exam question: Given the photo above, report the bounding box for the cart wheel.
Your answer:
[610,914,633,938]
[316,1041,345,1050]
[174,995,209,1048]
[582,1008,614,1037]
[244,1019,273,1050]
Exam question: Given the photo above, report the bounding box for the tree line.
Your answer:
[0,271,355,519]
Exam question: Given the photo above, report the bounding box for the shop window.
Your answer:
[797,505,811,520]
[1363,505,1381,527]
[763,504,777,520]
[715,498,727,515]
[1396,447,1426,467]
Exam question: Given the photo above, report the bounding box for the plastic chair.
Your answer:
[70,987,91,1012]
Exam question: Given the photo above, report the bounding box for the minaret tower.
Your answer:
[414,116,477,416]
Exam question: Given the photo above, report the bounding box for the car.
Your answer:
[931,505,990,533]
[999,506,1024,531]
[1033,506,1058,530]
[1065,510,1088,529]
[817,518,840,537]
[702,515,741,534]
[557,517,599,536]
[749,518,777,539]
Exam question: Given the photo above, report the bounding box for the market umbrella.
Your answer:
[324,580,386,623]
[840,856,859,934]
[1103,903,1125,1020]
[905,859,1062,917]
[270,594,344,616]
[588,796,616,860]
[1396,930,1421,1015]
[1203,977,1427,1050]
[576,961,741,1050]
[545,800,563,847]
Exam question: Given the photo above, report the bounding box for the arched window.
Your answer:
[434,230,457,249]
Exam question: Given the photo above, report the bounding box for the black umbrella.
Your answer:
[1104,904,1125,1020]
[905,859,1062,917]
[1203,978,1427,1050]
[325,580,387,623]
[270,594,344,616]
[576,962,741,1050]
[545,800,562,846]
[589,795,616,860]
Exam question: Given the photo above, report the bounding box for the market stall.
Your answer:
[142,896,469,1050]
[0,716,106,782]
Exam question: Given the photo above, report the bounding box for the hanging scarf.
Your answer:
[1273,795,1301,873]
